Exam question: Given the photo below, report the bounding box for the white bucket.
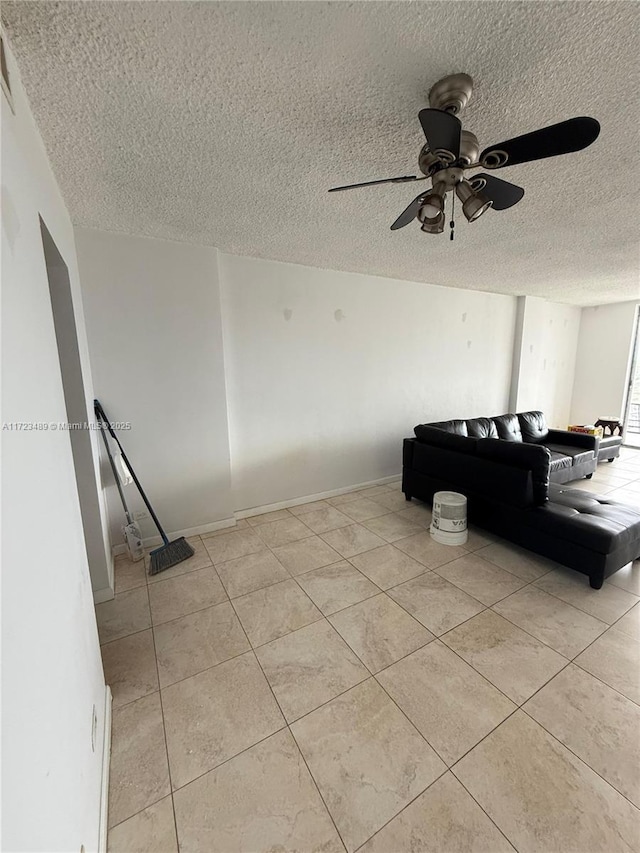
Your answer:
[431,491,467,545]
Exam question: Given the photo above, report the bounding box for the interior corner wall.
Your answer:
[508,296,527,412]
[570,301,639,425]
[218,253,517,510]
[1,39,107,853]
[513,296,582,428]
[74,228,234,543]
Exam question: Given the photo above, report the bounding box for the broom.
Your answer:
[94,400,194,575]
[95,403,144,562]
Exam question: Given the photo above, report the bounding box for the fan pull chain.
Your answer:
[450,192,455,241]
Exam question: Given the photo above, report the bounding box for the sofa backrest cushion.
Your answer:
[476,438,550,504]
[414,425,477,454]
[518,410,549,443]
[426,419,468,436]
[411,441,538,508]
[466,417,499,439]
[493,413,523,442]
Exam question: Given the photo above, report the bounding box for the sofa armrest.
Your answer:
[414,425,478,454]
[546,429,597,451]
[477,439,550,504]
[403,438,415,470]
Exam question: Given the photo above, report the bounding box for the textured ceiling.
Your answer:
[3,1,640,305]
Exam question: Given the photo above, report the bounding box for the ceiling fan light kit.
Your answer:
[455,179,493,223]
[418,180,447,221]
[420,212,445,234]
[329,73,600,236]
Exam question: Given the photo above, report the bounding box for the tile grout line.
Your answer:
[323,531,539,769]
[114,569,637,722]
[291,724,363,853]
[375,633,521,739]
[107,532,615,709]
[608,598,640,636]
[351,647,530,851]
[113,547,388,709]
[517,704,640,812]
[447,773,521,853]
[432,552,628,660]
[350,766,452,852]
[365,569,640,810]
[106,723,291,834]
[212,518,472,846]
[105,529,624,701]
[103,473,640,846]
[531,578,640,624]
[224,589,351,853]
[144,583,178,845]
[485,584,612,659]
[571,655,640,710]
[437,633,640,811]
[108,658,633,836]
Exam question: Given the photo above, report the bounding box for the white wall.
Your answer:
[1,40,107,853]
[219,253,517,510]
[75,229,234,544]
[513,296,582,428]
[570,301,639,425]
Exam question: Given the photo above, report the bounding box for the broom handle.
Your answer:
[95,407,133,524]
[94,400,169,545]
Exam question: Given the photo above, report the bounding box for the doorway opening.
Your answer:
[39,217,111,595]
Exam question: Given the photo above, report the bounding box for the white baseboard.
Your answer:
[98,685,112,853]
[163,516,238,541]
[107,549,115,593]
[235,474,401,519]
[111,516,238,554]
[108,475,403,555]
[93,586,115,604]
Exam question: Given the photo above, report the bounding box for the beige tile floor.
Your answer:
[99,449,640,853]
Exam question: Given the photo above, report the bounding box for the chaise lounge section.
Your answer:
[403,410,640,589]
[597,434,623,463]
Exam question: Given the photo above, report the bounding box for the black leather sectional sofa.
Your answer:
[403,410,640,589]
[420,411,598,483]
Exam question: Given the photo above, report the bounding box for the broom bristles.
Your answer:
[149,537,195,575]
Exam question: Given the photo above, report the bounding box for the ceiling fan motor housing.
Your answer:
[428,73,474,115]
[428,166,464,191]
[419,131,479,175]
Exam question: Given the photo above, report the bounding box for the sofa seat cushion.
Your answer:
[526,486,640,553]
[549,451,572,473]
[545,443,594,467]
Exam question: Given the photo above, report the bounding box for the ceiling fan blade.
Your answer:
[479,117,600,169]
[390,192,429,230]
[418,108,461,159]
[469,173,524,210]
[328,175,420,192]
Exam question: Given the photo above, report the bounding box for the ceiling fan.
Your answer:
[328,74,600,235]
